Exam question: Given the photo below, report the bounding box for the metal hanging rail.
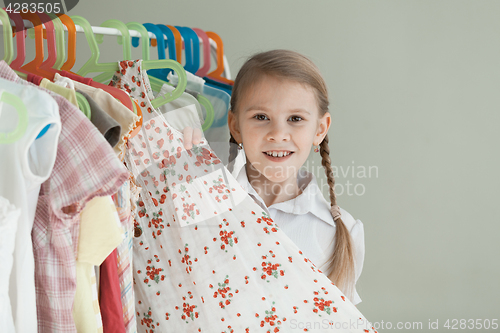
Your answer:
[0,18,232,79]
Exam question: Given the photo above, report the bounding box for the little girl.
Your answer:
[184,49,365,305]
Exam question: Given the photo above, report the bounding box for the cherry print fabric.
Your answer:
[110,60,378,333]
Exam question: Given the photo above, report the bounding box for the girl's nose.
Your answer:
[266,121,290,142]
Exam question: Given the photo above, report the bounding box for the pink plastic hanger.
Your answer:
[7,12,26,70]
[192,28,211,78]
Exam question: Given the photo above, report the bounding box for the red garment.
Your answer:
[99,249,126,333]
[27,72,43,85]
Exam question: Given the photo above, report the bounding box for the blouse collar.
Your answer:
[233,164,335,227]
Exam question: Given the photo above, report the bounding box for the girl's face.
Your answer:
[229,75,331,185]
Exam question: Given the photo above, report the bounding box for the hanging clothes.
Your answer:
[0,65,62,333]
[110,60,376,332]
[77,90,121,148]
[0,62,130,332]
[39,78,78,107]
[53,73,140,161]
[168,71,232,155]
[73,195,124,333]
[100,249,127,333]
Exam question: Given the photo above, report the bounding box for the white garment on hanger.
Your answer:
[0,77,61,333]
[0,196,20,333]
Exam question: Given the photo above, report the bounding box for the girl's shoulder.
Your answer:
[298,170,363,232]
[338,206,364,233]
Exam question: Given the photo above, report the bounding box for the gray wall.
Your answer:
[22,0,500,331]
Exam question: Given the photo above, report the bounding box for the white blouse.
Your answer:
[232,161,365,305]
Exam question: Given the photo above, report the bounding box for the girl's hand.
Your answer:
[182,126,202,150]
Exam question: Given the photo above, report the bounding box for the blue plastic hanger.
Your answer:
[143,23,169,80]
[156,25,177,61]
[155,25,177,78]
[174,26,200,74]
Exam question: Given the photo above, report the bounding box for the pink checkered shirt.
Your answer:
[0,63,129,332]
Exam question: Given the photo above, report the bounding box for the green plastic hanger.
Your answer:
[143,60,187,108]
[0,90,28,144]
[72,16,127,77]
[75,92,91,119]
[131,23,215,131]
[123,22,174,94]
[127,22,150,61]
[0,9,14,64]
[197,94,215,132]
[190,92,215,132]
[47,13,66,70]
[71,16,186,107]
[93,19,133,83]
[115,22,188,107]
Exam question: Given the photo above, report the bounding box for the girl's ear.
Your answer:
[228,110,243,143]
[314,112,331,145]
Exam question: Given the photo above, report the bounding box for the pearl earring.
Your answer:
[238,143,243,150]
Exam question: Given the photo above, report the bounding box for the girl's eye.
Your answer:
[254,114,269,121]
[252,114,303,122]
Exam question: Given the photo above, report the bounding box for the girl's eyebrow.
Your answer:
[244,105,269,112]
[245,106,311,115]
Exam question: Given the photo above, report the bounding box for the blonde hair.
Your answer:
[228,50,356,300]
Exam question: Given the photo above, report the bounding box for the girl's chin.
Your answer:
[247,162,300,181]
[253,173,295,184]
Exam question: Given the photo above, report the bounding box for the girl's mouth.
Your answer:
[263,151,294,161]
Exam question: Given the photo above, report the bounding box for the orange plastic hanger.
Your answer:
[37,12,58,74]
[57,14,77,72]
[206,31,234,85]
[18,12,56,77]
[166,25,183,63]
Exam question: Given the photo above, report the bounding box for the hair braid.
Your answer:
[319,135,356,300]
[228,132,239,174]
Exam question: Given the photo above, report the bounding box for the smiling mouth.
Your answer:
[263,151,294,157]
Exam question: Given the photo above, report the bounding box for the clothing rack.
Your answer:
[0,19,232,79]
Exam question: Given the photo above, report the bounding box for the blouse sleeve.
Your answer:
[350,219,365,305]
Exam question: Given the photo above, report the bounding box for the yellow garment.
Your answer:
[39,78,78,107]
[73,196,124,333]
[53,73,140,160]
